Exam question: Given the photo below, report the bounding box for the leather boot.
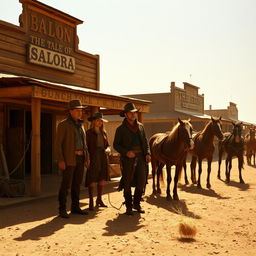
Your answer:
[96,183,107,207]
[88,186,94,211]
[59,209,69,218]
[133,189,145,213]
[71,207,88,215]
[124,192,133,215]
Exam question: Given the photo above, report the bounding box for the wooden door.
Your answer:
[6,109,25,179]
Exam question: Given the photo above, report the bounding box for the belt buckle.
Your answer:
[75,151,84,156]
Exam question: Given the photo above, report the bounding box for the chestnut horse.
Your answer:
[149,118,194,200]
[185,117,224,188]
[218,122,245,183]
[245,127,256,165]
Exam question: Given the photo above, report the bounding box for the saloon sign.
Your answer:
[27,12,76,73]
[28,45,75,73]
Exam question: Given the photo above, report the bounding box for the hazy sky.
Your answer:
[1,0,256,123]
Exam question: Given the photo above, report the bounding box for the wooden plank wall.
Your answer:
[0,21,99,90]
[0,103,3,145]
[0,103,4,176]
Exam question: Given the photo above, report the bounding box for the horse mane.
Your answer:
[166,122,181,143]
[199,120,212,135]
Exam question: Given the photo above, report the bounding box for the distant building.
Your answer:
[106,82,255,151]
[125,82,216,138]
[205,102,238,122]
[205,102,255,135]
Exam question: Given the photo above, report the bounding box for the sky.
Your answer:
[1,0,256,123]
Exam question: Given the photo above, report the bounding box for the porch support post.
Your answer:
[138,112,144,123]
[31,98,41,196]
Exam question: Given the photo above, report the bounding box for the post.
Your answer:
[31,98,41,196]
[138,112,144,123]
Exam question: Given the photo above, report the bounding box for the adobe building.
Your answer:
[0,0,150,195]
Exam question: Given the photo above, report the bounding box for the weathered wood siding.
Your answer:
[0,20,99,89]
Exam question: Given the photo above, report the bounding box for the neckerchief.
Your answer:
[123,118,139,133]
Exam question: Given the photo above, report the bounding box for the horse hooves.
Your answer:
[217,175,221,180]
[153,189,157,195]
[240,179,245,184]
[166,195,172,201]
[207,184,211,189]
[197,184,202,189]
[225,179,230,184]
[173,195,179,201]
[157,189,162,194]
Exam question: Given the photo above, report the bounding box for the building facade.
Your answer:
[0,0,150,195]
[125,82,253,140]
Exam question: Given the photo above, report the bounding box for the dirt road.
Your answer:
[1,160,256,256]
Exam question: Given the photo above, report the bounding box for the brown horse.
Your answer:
[149,118,194,200]
[218,122,245,183]
[185,117,224,189]
[245,127,256,165]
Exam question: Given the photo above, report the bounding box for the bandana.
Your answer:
[123,118,139,133]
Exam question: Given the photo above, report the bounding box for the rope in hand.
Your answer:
[106,164,125,210]
[107,192,124,211]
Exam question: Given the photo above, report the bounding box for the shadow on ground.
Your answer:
[218,178,250,191]
[179,184,230,199]
[0,181,119,230]
[146,194,201,219]
[14,209,98,241]
[103,212,144,236]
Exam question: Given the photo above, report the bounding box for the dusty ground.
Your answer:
[1,160,256,256]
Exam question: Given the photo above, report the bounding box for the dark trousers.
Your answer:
[121,153,147,208]
[58,156,85,211]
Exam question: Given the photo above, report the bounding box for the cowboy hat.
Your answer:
[88,112,108,122]
[120,102,139,117]
[68,99,86,110]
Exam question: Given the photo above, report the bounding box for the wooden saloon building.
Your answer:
[0,0,150,196]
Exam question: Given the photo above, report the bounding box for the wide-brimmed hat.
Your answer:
[68,99,86,110]
[88,112,108,122]
[120,102,139,117]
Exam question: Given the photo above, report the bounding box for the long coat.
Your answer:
[113,120,150,191]
[55,117,89,166]
[113,121,150,158]
[85,128,110,185]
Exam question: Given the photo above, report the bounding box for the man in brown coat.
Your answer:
[56,99,90,218]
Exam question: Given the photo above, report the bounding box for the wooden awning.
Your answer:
[0,74,151,114]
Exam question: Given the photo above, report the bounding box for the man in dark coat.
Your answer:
[113,102,151,215]
[56,99,90,218]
